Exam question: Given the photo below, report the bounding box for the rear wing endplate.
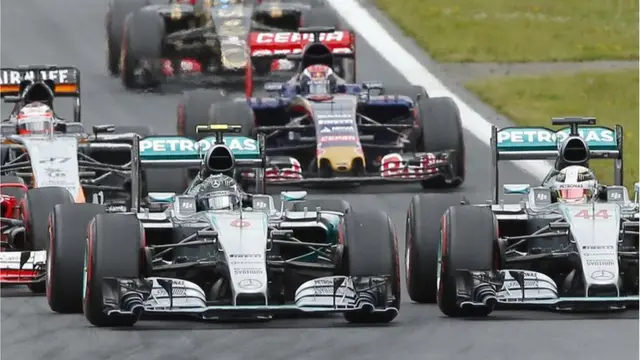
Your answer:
[490,117,624,203]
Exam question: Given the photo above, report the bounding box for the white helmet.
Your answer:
[552,165,598,203]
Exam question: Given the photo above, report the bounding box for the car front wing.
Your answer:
[101,275,398,320]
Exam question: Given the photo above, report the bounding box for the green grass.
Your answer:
[466,69,638,191]
[374,0,639,62]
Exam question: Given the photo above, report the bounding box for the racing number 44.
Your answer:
[574,209,611,220]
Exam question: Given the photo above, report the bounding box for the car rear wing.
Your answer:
[249,27,355,59]
[490,116,624,203]
[0,65,80,98]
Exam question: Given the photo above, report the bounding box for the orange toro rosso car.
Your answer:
[177,28,465,189]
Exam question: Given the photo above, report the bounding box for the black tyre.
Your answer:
[22,187,74,293]
[84,214,143,327]
[438,205,497,317]
[343,210,400,323]
[106,0,150,76]
[120,10,165,89]
[47,204,106,313]
[0,176,26,200]
[405,193,461,303]
[417,97,465,188]
[292,199,351,214]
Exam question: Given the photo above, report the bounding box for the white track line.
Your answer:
[326,0,551,179]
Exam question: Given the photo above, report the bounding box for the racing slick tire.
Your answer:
[0,176,26,200]
[110,125,181,193]
[292,199,352,214]
[47,204,106,313]
[438,205,498,317]
[417,96,465,189]
[121,9,165,89]
[22,187,74,293]
[84,214,143,327]
[106,0,150,76]
[405,193,461,303]
[343,209,400,323]
[177,90,250,140]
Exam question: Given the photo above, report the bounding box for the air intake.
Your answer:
[204,145,235,174]
[559,136,590,165]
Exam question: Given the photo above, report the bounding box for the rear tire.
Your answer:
[47,204,106,313]
[22,187,74,293]
[84,214,143,327]
[438,205,497,317]
[343,210,399,323]
[405,194,462,303]
[106,0,150,76]
[121,10,165,89]
[417,97,465,188]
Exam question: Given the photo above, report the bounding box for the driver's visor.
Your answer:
[206,195,239,210]
[17,117,54,134]
[559,189,588,201]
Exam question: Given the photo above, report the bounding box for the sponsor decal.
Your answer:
[38,157,71,164]
[586,259,615,266]
[229,254,261,258]
[320,135,356,142]
[590,270,614,281]
[179,200,195,210]
[255,31,345,44]
[238,279,262,290]
[317,114,351,120]
[152,287,187,297]
[233,268,264,275]
[330,126,355,132]
[230,219,251,228]
[0,69,70,85]
[496,128,615,144]
[139,137,257,153]
[251,48,352,56]
[105,205,127,213]
[45,168,65,178]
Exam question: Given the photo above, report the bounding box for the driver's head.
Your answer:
[300,65,335,96]
[195,175,241,211]
[16,102,54,135]
[552,165,598,204]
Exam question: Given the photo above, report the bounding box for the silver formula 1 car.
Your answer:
[45,125,400,326]
[404,117,638,317]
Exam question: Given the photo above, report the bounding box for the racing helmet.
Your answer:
[195,175,242,211]
[16,102,55,135]
[299,65,336,96]
[551,165,598,203]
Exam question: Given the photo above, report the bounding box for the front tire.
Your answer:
[343,210,400,323]
[84,214,143,327]
[47,204,106,313]
[438,205,498,317]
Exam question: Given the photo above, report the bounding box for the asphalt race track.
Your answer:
[1,1,638,359]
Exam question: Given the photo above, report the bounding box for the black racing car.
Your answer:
[106,0,341,89]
